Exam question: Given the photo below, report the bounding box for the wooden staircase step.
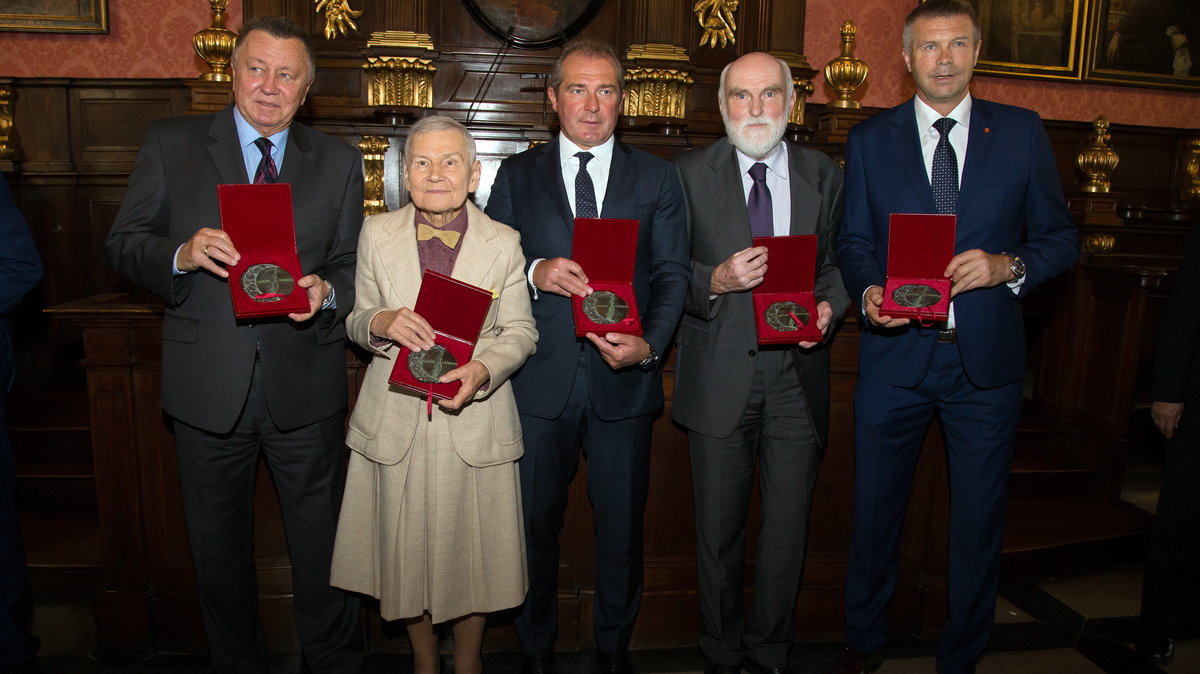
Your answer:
[1003,497,1150,554]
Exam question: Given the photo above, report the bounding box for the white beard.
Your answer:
[726,113,786,159]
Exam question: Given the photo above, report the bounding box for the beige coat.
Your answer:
[344,201,538,467]
[332,201,537,621]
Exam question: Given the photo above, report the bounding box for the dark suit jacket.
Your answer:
[671,139,849,445]
[1152,226,1200,407]
[105,106,364,433]
[0,175,43,394]
[485,137,689,421]
[836,97,1079,389]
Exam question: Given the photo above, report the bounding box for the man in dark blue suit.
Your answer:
[833,2,1078,672]
[485,38,689,674]
[0,174,43,674]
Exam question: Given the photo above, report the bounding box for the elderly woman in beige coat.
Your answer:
[331,116,537,674]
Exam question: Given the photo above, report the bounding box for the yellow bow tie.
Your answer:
[416,222,462,249]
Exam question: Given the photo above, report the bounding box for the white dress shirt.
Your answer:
[735,141,793,237]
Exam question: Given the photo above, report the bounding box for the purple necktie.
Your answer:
[931,117,958,214]
[253,137,278,184]
[747,161,773,238]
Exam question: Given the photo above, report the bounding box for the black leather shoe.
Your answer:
[596,649,633,674]
[703,663,741,674]
[830,647,882,674]
[1136,637,1174,666]
[522,652,553,674]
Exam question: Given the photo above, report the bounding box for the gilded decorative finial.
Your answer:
[315,0,363,40]
[790,77,815,126]
[193,0,237,82]
[823,20,869,109]
[358,136,391,217]
[694,0,738,49]
[1077,116,1119,193]
[1184,137,1200,200]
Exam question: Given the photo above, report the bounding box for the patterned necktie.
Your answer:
[575,151,598,219]
[747,161,773,237]
[253,137,278,184]
[931,117,958,214]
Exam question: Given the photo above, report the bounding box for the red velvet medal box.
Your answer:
[217,183,311,318]
[571,217,642,337]
[388,270,494,401]
[751,235,823,343]
[881,213,957,321]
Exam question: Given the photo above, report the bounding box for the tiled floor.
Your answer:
[22,566,1200,673]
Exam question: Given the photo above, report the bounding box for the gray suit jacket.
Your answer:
[105,106,364,433]
[672,138,849,445]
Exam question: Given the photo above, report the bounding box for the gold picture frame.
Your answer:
[1083,0,1199,91]
[0,0,108,34]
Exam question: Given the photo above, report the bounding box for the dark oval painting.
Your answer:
[463,0,605,49]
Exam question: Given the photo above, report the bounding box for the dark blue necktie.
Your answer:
[575,151,597,219]
[931,117,958,214]
[253,137,278,184]
[747,161,773,237]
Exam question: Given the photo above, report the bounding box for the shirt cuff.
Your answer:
[527,258,545,301]
[321,283,336,310]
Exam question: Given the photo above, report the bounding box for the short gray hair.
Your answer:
[903,0,981,51]
[548,38,624,94]
[404,115,477,164]
[233,16,316,84]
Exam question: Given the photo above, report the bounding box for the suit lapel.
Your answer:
[601,141,634,219]
[708,141,753,250]
[959,99,996,216]
[207,107,249,185]
[452,202,502,292]
[376,204,425,309]
[535,138,574,233]
[889,101,937,213]
[786,142,822,235]
[277,122,314,187]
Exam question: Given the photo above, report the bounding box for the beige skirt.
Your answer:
[331,414,527,623]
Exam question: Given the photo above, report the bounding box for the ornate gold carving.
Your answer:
[823,20,869,109]
[367,31,436,50]
[314,0,363,40]
[1077,116,1119,193]
[1082,233,1116,254]
[624,68,694,119]
[0,85,14,161]
[358,135,390,217]
[1184,137,1200,200]
[363,57,437,108]
[193,0,237,82]
[695,0,738,49]
[625,43,689,62]
[790,77,814,126]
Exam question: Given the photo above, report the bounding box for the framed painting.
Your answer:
[463,0,605,50]
[921,0,1088,81]
[1083,0,1200,91]
[0,0,108,34]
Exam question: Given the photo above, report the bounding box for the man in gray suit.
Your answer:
[672,52,848,674]
[105,16,363,673]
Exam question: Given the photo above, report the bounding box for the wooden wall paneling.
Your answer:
[68,83,190,173]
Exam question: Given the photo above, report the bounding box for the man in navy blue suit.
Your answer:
[0,174,43,674]
[485,39,689,674]
[833,2,1078,672]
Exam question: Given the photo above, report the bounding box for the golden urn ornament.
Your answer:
[823,20,869,109]
[193,0,237,82]
[1077,116,1119,193]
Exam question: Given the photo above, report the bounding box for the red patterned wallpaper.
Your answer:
[0,0,243,79]
[804,0,1199,129]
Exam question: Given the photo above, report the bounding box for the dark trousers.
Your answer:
[688,350,820,669]
[1140,397,1200,641]
[0,395,36,669]
[845,343,1021,674]
[173,361,363,674]
[516,350,653,654]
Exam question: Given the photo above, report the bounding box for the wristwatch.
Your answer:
[638,343,660,370]
[1002,252,1026,282]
